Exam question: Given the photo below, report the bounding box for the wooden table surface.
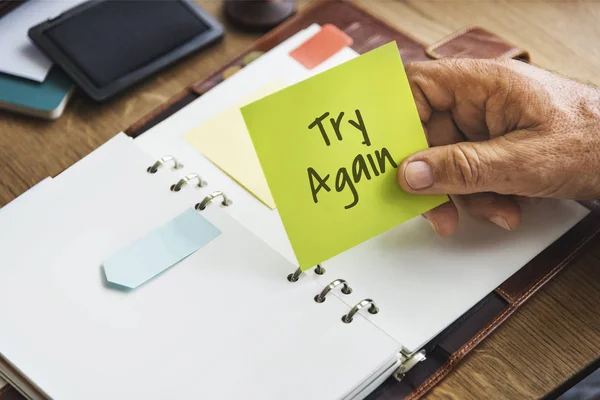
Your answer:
[1,1,599,399]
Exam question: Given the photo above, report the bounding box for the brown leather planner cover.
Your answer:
[0,1,597,400]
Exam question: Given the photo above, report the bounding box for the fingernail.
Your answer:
[405,161,434,190]
[423,215,440,235]
[489,215,511,231]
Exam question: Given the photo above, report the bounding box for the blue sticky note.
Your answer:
[102,208,221,289]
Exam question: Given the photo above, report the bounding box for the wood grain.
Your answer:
[0,1,599,399]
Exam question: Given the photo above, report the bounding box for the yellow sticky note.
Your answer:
[183,79,287,209]
[241,42,448,270]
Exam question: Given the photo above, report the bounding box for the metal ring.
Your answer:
[171,173,207,192]
[147,156,184,173]
[314,279,352,303]
[195,191,232,211]
[393,350,426,382]
[287,267,302,283]
[341,299,379,323]
[287,263,325,283]
[314,264,326,275]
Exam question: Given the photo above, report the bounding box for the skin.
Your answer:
[397,59,600,236]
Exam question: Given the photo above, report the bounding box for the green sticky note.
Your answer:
[241,42,447,270]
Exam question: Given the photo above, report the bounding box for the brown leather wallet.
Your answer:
[0,1,597,400]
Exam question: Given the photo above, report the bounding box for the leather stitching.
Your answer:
[495,287,515,303]
[406,222,600,400]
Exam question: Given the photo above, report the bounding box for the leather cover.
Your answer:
[2,1,599,399]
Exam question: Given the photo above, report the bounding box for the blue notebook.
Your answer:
[0,66,74,119]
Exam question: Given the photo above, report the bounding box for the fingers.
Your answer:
[422,111,464,147]
[406,59,543,139]
[406,59,503,137]
[423,193,522,236]
[423,201,459,236]
[459,193,521,231]
[514,195,542,205]
[403,60,554,197]
[398,135,531,196]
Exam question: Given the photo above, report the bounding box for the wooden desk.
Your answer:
[1,1,599,399]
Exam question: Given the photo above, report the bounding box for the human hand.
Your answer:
[397,59,600,236]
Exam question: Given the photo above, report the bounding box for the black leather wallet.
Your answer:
[28,0,224,101]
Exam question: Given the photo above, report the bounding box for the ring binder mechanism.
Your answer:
[142,151,419,387]
[342,299,379,323]
[147,155,184,173]
[314,279,352,303]
[393,350,426,382]
[286,264,325,282]
[195,191,233,211]
[171,173,208,192]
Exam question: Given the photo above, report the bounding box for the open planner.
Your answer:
[1,2,599,400]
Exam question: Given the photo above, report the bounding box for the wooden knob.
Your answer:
[224,0,296,32]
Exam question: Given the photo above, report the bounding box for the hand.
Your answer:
[397,59,600,236]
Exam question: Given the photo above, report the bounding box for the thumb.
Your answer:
[398,137,524,196]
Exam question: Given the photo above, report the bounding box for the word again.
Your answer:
[306,108,398,210]
[308,148,398,209]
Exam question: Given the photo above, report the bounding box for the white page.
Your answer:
[314,199,589,351]
[0,133,172,399]
[0,179,56,400]
[133,25,591,353]
[0,0,85,82]
[0,177,52,328]
[0,177,52,214]
[0,132,401,399]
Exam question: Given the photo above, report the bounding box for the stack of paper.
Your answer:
[0,132,402,400]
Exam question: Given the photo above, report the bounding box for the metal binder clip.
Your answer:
[314,279,352,303]
[195,191,233,211]
[393,350,426,382]
[147,155,184,173]
[171,173,208,192]
[341,299,379,323]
